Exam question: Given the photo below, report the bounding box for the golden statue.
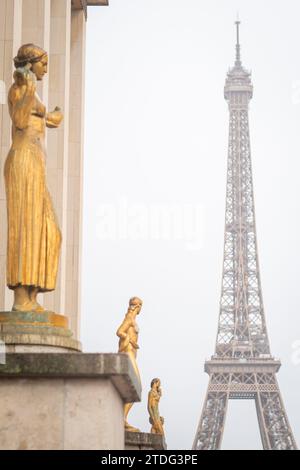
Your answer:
[148,378,165,436]
[4,44,63,312]
[117,296,142,432]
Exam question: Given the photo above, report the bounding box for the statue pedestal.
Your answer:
[125,431,167,450]
[0,353,141,450]
[0,311,81,352]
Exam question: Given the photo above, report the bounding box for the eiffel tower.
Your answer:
[192,21,297,450]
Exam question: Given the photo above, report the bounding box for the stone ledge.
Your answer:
[87,0,109,5]
[72,1,109,11]
[0,333,81,352]
[0,353,141,403]
[125,431,167,450]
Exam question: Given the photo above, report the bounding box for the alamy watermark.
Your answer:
[96,198,205,251]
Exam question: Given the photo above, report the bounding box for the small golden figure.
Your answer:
[117,297,142,432]
[148,378,164,436]
[4,44,63,312]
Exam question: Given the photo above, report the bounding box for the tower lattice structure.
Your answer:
[192,22,297,451]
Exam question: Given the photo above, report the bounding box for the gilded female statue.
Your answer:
[148,378,165,436]
[4,44,63,312]
[117,297,142,432]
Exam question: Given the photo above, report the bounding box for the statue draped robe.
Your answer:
[4,79,61,292]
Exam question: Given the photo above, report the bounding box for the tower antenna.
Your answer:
[235,14,241,66]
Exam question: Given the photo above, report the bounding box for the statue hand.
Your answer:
[14,68,36,95]
[46,108,63,128]
[50,107,63,117]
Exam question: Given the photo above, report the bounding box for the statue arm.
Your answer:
[147,392,156,418]
[148,405,155,420]
[116,317,131,339]
[9,82,35,130]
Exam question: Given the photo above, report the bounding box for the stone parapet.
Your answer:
[125,431,167,451]
[0,353,141,450]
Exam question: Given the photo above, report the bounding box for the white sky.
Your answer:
[81,0,300,449]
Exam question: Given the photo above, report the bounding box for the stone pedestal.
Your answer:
[125,431,167,451]
[0,311,81,352]
[0,353,141,450]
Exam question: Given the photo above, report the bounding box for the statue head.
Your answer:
[129,296,143,315]
[14,44,48,81]
[151,378,161,389]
